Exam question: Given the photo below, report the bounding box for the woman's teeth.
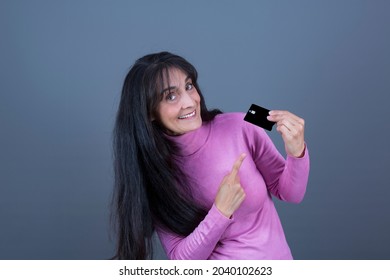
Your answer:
[178,111,195,119]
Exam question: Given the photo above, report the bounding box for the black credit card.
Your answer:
[244,104,275,131]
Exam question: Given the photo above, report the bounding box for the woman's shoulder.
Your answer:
[213,112,260,132]
[212,112,268,139]
[213,112,246,126]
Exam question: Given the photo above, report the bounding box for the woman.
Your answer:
[112,51,309,260]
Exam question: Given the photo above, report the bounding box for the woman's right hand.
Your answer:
[214,153,246,218]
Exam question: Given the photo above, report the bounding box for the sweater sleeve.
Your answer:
[243,121,310,203]
[156,204,232,260]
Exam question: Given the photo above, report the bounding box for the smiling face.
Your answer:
[153,68,202,135]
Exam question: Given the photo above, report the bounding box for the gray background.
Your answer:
[1,0,389,259]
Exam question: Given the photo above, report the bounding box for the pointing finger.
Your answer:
[229,153,246,179]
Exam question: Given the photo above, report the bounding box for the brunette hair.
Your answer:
[112,51,221,259]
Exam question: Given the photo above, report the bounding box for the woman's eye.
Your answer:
[166,92,177,101]
[186,83,193,91]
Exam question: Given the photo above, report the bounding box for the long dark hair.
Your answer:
[112,51,221,259]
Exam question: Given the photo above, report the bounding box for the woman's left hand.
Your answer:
[267,110,305,158]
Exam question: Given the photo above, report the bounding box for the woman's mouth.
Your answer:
[178,111,196,119]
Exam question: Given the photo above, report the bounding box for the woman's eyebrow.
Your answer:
[160,75,192,94]
[160,85,176,95]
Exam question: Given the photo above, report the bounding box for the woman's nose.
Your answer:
[180,92,195,108]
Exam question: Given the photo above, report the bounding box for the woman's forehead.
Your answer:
[158,67,189,90]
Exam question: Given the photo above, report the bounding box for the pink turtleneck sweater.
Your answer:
[156,112,310,260]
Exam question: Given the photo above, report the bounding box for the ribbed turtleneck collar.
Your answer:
[164,121,212,157]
